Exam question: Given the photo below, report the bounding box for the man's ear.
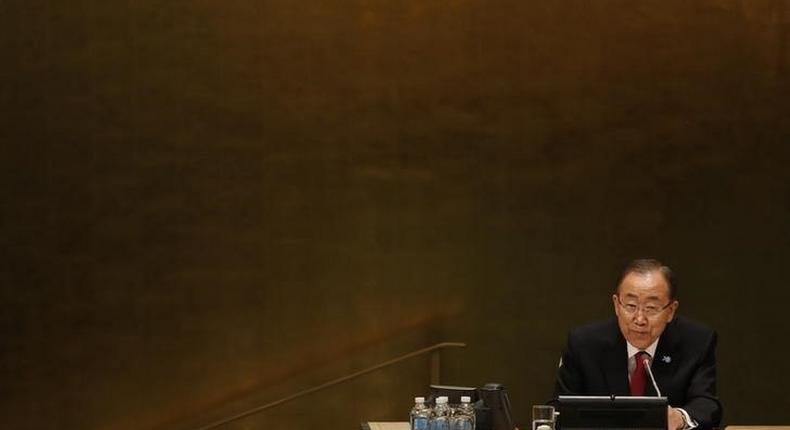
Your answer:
[667,300,679,322]
[612,294,620,316]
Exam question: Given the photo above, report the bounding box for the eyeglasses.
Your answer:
[615,295,673,318]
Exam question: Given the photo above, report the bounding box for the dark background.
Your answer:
[2,1,789,429]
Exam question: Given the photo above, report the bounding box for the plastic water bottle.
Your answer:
[410,397,430,430]
[451,396,476,430]
[430,396,451,430]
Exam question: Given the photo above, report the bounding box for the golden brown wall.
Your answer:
[2,1,789,429]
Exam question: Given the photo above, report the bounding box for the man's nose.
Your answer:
[633,312,648,324]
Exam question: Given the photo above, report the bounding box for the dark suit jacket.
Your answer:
[554,316,722,429]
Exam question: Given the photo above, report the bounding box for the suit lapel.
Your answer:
[647,320,678,397]
[603,320,630,395]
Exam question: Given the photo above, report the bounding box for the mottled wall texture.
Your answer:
[2,1,789,429]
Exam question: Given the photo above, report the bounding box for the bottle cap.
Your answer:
[436,396,448,404]
[461,396,471,403]
[415,397,425,403]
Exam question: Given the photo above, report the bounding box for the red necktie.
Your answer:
[630,351,648,396]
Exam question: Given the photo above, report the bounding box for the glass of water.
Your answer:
[532,405,556,430]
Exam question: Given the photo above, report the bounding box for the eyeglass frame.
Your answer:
[614,295,675,318]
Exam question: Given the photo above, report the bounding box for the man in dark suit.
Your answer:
[555,259,722,430]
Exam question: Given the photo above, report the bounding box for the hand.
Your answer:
[667,407,686,430]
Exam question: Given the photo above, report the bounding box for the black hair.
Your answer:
[616,258,676,300]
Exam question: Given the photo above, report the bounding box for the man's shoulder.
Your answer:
[667,315,716,339]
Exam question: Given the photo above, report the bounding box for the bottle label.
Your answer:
[430,418,449,430]
[413,417,429,430]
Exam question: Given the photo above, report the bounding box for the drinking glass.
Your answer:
[532,405,555,430]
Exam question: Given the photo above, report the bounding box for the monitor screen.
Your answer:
[557,396,667,430]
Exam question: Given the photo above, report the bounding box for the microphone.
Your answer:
[642,355,662,397]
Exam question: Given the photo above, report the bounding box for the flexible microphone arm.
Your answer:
[643,356,662,397]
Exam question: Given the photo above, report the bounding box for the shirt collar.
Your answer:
[626,337,659,359]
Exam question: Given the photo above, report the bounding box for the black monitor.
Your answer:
[557,396,667,430]
[428,384,478,404]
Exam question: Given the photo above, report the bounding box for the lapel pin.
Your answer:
[661,355,671,363]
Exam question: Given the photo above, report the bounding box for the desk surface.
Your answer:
[363,424,790,430]
[362,422,410,430]
[727,427,790,430]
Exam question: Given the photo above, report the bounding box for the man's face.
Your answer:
[612,270,678,349]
